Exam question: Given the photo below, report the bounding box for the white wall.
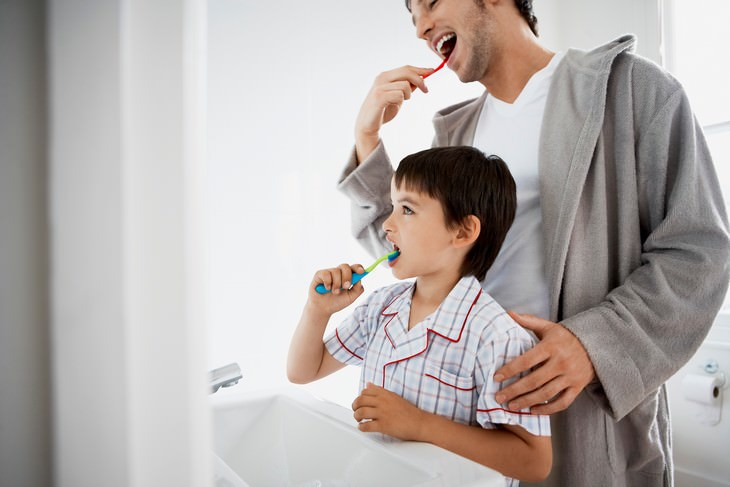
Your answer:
[205,0,483,406]
[48,1,210,485]
[205,0,663,407]
[537,0,661,63]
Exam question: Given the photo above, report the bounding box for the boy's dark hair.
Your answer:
[394,146,516,281]
[404,0,539,37]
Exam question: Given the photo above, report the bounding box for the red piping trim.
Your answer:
[382,287,410,349]
[335,328,363,361]
[384,314,397,349]
[381,341,429,386]
[381,288,483,386]
[430,289,482,344]
[380,290,406,316]
[477,407,537,416]
[424,373,477,391]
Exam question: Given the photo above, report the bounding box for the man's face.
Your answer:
[410,0,496,84]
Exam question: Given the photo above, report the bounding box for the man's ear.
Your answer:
[454,215,480,248]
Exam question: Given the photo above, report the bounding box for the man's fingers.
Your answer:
[503,376,566,410]
[508,311,552,336]
[376,65,433,91]
[494,345,548,382]
[495,361,552,404]
[528,386,580,415]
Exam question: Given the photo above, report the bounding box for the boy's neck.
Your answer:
[409,273,463,330]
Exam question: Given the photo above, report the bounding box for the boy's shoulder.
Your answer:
[466,281,538,345]
[361,279,415,311]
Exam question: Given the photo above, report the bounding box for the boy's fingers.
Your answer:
[314,270,332,291]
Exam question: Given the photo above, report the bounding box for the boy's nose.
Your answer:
[382,212,395,233]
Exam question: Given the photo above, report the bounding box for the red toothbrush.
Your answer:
[422,57,448,79]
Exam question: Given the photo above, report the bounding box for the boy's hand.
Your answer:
[352,383,426,441]
[308,263,366,315]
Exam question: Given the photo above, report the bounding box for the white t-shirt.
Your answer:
[473,52,564,319]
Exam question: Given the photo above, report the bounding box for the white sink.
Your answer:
[211,388,505,487]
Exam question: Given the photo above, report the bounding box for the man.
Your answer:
[336,0,730,485]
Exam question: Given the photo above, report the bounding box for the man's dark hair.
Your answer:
[394,146,516,281]
[404,0,539,36]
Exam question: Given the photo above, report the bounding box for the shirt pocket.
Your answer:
[422,361,477,425]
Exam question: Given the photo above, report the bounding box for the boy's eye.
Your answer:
[429,0,439,8]
[402,206,414,215]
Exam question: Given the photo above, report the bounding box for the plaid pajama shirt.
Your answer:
[325,276,550,486]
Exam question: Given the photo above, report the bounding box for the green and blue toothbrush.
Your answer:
[315,250,400,294]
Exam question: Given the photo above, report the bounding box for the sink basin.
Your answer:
[211,388,504,487]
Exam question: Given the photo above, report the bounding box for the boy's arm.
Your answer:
[287,265,365,384]
[352,383,552,483]
[286,303,347,384]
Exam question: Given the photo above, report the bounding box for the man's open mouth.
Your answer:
[435,32,456,59]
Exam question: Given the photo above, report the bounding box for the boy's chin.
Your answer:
[391,269,413,281]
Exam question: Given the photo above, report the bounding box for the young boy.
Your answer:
[287,146,551,484]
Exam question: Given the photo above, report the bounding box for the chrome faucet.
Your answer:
[209,362,242,394]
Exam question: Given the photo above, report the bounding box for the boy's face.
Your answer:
[383,179,464,282]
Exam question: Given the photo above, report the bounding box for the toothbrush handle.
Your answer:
[315,272,368,294]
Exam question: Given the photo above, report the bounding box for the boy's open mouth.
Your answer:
[389,245,400,267]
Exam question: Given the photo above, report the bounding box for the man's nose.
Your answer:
[414,11,433,41]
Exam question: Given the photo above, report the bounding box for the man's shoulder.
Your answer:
[431,93,487,145]
[434,95,484,119]
[562,34,637,72]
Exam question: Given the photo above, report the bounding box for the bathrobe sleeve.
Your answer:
[336,142,396,260]
[551,58,730,421]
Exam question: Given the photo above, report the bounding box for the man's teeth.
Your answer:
[436,33,455,56]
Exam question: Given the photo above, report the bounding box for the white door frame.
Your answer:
[48,1,210,485]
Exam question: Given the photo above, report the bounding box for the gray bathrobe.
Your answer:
[337,35,730,486]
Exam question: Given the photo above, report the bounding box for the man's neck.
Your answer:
[481,37,555,103]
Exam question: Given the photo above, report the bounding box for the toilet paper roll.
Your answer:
[681,373,722,405]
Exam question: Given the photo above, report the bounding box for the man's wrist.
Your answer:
[355,134,380,165]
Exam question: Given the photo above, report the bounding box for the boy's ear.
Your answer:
[453,215,481,248]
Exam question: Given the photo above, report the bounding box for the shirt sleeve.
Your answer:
[323,301,373,367]
[474,330,551,437]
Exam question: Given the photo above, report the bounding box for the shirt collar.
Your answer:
[382,276,483,343]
